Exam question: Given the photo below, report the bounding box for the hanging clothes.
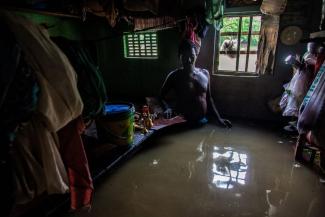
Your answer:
[13,117,69,204]
[280,52,316,117]
[58,117,93,211]
[0,20,40,216]
[256,15,280,75]
[257,0,287,75]
[2,11,83,132]
[180,16,203,54]
[0,56,40,211]
[280,66,314,117]
[51,37,107,121]
[1,11,84,206]
[184,17,197,44]
[298,59,325,148]
[260,0,288,15]
[205,0,224,30]
[298,60,325,134]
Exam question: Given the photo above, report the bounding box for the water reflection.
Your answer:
[196,139,206,162]
[212,146,248,189]
[265,178,289,217]
[264,163,325,217]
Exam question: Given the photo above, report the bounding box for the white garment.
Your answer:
[2,11,83,132]
[280,52,316,117]
[13,118,69,204]
[281,70,312,117]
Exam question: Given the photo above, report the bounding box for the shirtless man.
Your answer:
[160,39,232,128]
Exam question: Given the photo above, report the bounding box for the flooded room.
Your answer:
[1,0,325,217]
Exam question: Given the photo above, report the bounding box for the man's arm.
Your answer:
[159,71,175,118]
[204,70,232,128]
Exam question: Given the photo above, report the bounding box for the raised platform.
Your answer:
[16,117,186,217]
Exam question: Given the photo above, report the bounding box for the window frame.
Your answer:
[215,13,262,76]
[123,32,158,59]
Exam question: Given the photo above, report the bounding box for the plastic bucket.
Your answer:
[97,102,135,145]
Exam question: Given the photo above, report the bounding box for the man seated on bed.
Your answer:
[160,39,232,128]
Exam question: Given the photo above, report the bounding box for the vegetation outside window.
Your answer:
[123,32,158,59]
[216,15,261,75]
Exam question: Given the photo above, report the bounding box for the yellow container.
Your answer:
[97,103,135,145]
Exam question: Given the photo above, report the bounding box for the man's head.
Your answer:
[178,39,198,69]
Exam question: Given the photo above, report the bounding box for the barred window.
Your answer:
[216,15,261,75]
[123,32,158,59]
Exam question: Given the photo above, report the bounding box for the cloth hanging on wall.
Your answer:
[257,0,287,75]
[58,117,93,211]
[205,0,224,30]
[256,15,279,75]
[260,0,287,15]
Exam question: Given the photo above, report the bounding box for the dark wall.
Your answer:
[96,28,181,98]
[17,12,180,99]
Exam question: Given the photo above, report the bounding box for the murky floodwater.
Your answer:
[66,123,325,217]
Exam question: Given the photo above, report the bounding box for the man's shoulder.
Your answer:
[167,68,182,78]
[195,68,209,77]
[169,68,182,74]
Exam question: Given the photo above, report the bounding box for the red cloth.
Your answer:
[182,17,201,52]
[184,17,196,44]
[58,117,93,211]
[185,24,195,43]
